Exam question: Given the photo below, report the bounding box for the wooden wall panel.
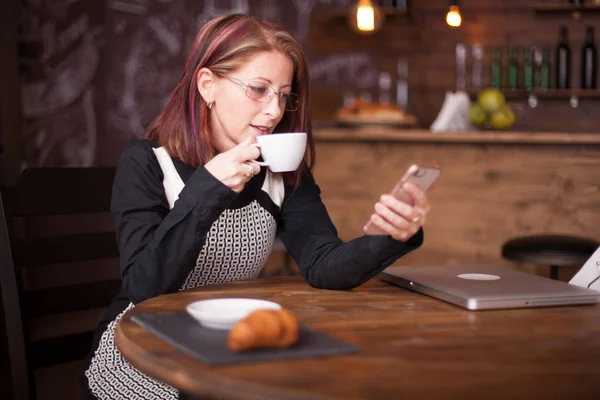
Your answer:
[313,139,600,278]
[308,0,600,133]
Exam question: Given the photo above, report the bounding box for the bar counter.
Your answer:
[311,127,600,280]
[313,127,600,145]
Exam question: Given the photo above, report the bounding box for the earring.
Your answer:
[207,101,213,110]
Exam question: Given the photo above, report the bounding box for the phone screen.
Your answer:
[399,165,441,192]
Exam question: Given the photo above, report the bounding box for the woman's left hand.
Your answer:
[363,182,431,242]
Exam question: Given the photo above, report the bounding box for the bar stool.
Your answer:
[501,234,599,280]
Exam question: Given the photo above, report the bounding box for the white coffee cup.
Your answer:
[253,132,307,173]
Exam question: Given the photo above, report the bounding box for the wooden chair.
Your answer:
[0,167,121,400]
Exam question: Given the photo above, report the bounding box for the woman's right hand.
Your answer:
[204,137,262,193]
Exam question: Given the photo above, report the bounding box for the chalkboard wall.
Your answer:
[17,0,409,167]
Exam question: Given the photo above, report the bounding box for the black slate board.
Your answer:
[131,312,360,366]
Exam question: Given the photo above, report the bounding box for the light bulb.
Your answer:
[357,4,375,31]
[348,0,384,35]
[446,5,462,27]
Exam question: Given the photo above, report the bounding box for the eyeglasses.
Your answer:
[221,75,299,112]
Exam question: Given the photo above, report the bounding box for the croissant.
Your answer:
[227,308,299,352]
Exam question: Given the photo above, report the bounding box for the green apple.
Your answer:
[469,103,488,127]
[490,105,516,130]
[478,88,506,113]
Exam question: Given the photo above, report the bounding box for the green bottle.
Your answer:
[539,47,551,89]
[523,47,534,90]
[490,47,502,89]
[507,47,519,89]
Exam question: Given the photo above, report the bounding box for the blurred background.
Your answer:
[3,0,600,181]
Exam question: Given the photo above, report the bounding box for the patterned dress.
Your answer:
[85,146,284,399]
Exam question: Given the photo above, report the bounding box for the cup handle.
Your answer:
[251,143,269,166]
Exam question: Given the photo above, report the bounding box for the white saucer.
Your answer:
[186,298,281,330]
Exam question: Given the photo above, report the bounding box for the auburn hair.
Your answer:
[146,14,314,185]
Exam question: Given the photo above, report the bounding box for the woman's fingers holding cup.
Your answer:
[243,162,254,178]
[242,161,260,178]
[235,137,262,163]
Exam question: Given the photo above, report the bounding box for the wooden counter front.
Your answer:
[312,128,600,280]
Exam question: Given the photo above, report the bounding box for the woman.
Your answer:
[84,13,430,400]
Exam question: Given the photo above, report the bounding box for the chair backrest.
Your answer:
[0,167,121,400]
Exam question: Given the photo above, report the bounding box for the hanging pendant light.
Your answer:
[348,0,385,35]
[446,0,462,28]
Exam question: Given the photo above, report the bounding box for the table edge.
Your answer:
[113,298,337,400]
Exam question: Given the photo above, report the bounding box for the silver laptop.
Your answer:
[379,264,600,310]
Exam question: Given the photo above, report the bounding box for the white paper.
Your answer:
[569,247,600,292]
[430,91,473,133]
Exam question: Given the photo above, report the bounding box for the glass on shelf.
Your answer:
[523,47,534,90]
[538,47,551,90]
[471,43,484,91]
[507,47,519,90]
[455,43,467,91]
[378,71,392,104]
[490,47,502,89]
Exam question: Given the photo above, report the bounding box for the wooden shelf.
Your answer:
[467,89,600,99]
[533,3,600,14]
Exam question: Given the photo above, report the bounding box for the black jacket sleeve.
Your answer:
[277,171,423,290]
[111,140,237,304]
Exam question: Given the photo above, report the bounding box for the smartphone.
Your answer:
[364,164,441,235]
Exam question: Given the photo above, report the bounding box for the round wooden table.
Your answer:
[115,276,600,399]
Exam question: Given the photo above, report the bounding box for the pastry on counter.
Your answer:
[336,98,417,126]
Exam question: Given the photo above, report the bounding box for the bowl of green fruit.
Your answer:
[470,88,516,131]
